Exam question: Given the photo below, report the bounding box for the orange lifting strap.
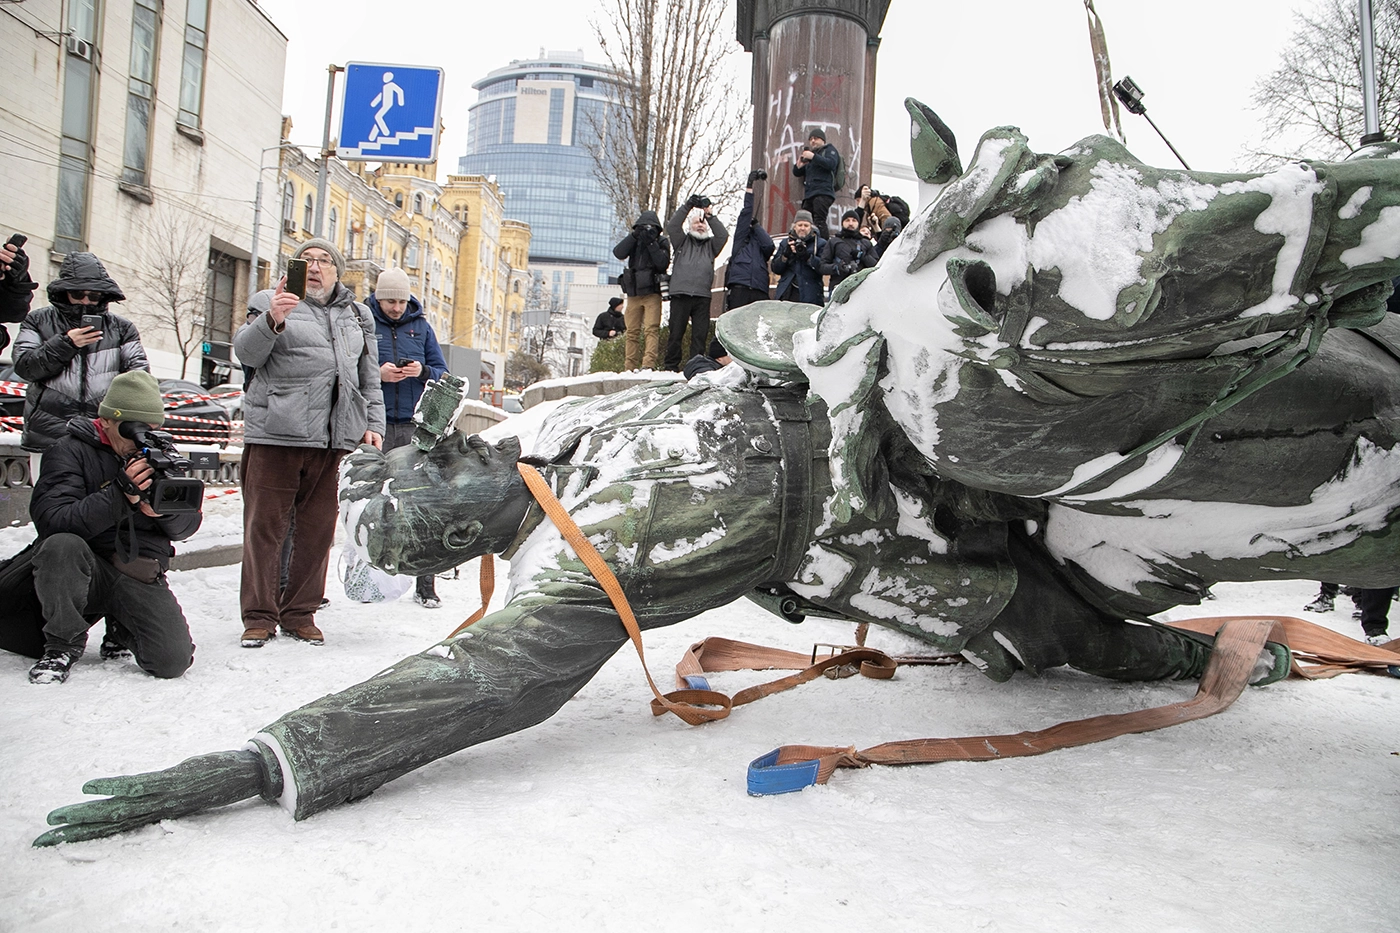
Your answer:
[440,462,1400,794]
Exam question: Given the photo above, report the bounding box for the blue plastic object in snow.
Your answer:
[747,749,820,796]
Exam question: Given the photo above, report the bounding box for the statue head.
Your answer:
[340,433,529,576]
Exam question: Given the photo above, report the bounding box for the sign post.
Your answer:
[336,62,445,163]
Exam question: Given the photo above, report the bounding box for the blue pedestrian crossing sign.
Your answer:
[336,62,444,162]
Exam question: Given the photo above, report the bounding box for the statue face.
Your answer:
[340,433,526,576]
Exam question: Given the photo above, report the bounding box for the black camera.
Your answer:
[688,194,712,209]
[119,421,204,513]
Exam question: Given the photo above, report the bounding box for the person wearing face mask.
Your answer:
[12,252,150,458]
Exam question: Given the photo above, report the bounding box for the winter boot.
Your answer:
[100,621,134,660]
[282,623,324,645]
[29,651,78,684]
[1303,594,1334,613]
[414,575,441,610]
[241,627,275,648]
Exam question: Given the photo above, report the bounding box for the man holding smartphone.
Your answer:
[234,239,384,648]
[367,267,448,607]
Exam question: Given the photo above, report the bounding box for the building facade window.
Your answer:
[282,182,295,223]
[303,194,313,231]
[393,191,404,209]
[121,0,160,189]
[55,0,102,253]
[413,193,424,214]
[547,88,565,145]
[202,249,238,386]
[328,207,338,246]
[177,0,209,131]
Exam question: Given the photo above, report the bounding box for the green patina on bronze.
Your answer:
[35,100,1400,847]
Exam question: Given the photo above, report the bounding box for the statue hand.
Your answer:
[34,749,275,847]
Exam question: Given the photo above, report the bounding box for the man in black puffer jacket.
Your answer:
[819,210,879,299]
[13,252,149,454]
[23,371,200,684]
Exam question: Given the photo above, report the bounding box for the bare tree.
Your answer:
[587,0,749,232]
[1249,0,1400,164]
[129,206,210,379]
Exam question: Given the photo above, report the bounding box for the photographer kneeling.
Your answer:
[26,371,200,684]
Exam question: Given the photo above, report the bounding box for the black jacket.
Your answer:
[31,417,201,569]
[0,244,37,354]
[593,308,625,339]
[13,252,148,451]
[771,230,827,305]
[792,142,841,198]
[820,228,879,288]
[613,211,672,297]
[724,190,776,292]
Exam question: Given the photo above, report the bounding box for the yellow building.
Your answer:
[272,129,527,357]
[441,174,531,358]
[501,219,532,354]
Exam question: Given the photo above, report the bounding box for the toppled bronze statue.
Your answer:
[34,100,1400,846]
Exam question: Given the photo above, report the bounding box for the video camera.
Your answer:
[118,421,204,513]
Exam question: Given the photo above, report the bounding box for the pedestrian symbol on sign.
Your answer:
[337,62,444,163]
[369,72,405,142]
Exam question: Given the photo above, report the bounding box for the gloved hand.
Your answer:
[746,169,767,186]
[34,748,276,846]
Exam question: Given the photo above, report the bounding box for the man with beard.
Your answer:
[819,210,879,299]
[663,195,728,371]
[770,210,826,305]
[233,239,384,648]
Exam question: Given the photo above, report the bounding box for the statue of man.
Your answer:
[35,100,1400,845]
[38,371,1288,844]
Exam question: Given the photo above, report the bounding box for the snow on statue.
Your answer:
[33,100,1400,846]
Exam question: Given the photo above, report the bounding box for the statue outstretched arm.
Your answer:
[36,588,637,844]
[34,749,278,846]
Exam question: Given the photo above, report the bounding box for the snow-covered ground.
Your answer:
[0,495,1396,932]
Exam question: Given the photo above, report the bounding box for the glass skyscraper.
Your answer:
[457,53,621,283]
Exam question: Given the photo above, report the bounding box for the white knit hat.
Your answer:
[374,268,412,303]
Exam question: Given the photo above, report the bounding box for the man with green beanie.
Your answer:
[21,370,201,684]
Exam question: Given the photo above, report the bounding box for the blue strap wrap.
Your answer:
[747,749,819,796]
[682,674,711,691]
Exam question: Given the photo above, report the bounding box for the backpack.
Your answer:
[885,195,911,227]
[833,150,847,190]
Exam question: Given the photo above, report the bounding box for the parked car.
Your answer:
[0,365,26,427]
[158,379,232,447]
[501,394,524,414]
[205,382,244,421]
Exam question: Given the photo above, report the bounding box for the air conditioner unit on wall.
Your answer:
[65,36,93,62]
[283,219,297,235]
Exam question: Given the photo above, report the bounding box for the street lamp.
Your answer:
[250,142,316,290]
[1112,76,1191,171]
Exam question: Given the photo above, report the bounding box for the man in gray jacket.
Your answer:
[663,196,728,372]
[233,239,384,648]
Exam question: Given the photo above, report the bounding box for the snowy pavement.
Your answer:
[0,498,1396,931]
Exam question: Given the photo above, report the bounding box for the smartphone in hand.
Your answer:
[285,258,308,298]
[81,314,104,331]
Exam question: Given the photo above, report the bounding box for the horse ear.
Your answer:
[905,98,962,184]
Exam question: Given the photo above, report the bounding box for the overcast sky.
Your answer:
[257,0,1304,188]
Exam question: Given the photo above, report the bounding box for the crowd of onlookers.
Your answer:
[605,128,911,375]
[0,232,455,685]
